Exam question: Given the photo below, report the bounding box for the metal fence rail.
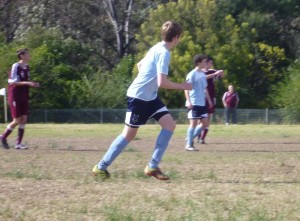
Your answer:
[26,108,287,124]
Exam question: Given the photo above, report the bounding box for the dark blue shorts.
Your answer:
[187,105,208,119]
[125,97,169,127]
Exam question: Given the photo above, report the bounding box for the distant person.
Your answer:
[184,54,212,151]
[197,56,224,144]
[0,48,40,149]
[92,21,192,181]
[222,84,239,125]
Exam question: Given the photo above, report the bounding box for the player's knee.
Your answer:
[172,121,176,131]
[201,121,209,128]
[12,119,20,125]
[166,120,176,132]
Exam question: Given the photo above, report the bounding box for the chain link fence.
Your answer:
[24,108,287,124]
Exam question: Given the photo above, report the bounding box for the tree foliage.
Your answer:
[0,0,299,110]
[271,60,300,123]
[69,55,135,108]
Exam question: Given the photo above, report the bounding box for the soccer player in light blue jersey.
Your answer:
[184,54,212,151]
[93,21,192,180]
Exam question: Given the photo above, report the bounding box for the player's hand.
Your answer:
[186,101,193,109]
[216,70,224,78]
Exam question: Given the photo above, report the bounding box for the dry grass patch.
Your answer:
[0,124,300,220]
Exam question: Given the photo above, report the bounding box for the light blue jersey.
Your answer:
[185,69,207,106]
[127,41,170,101]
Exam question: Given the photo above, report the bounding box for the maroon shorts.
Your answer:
[9,100,29,118]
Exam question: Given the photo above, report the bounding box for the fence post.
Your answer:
[265,108,268,124]
[100,108,103,123]
[44,109,48,123]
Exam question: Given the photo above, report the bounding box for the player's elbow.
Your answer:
[157,77,166,87]
[157,80,164,87]
[157,73,169,88]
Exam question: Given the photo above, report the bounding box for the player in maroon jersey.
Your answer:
[0,48,40,149]
[197,56,224,144]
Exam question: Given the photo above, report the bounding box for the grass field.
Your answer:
[0,124,300,221]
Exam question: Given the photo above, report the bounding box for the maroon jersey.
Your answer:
[223,91,239,108]
[204,69,217,99]
[8,62,30,103]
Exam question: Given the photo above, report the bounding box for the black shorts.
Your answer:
[125,97,169,127]
[187,105,208,119]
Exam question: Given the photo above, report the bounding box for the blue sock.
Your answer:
[98,134,129,170]
[193,125,202,138]
[149,129,173,169]
[186,127,195,146]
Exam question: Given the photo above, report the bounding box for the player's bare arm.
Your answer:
[206,70,224,80]
[184,90,193,109]
[222,96,227,107]
[11,81,40,88]
[205,89,213,108]
[157,73,192,90]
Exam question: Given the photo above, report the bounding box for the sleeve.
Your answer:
[156,52,170,75]
[222,92,227,101]
[185,73,190,82]
[185,72,194,84]
[8,63,19,84]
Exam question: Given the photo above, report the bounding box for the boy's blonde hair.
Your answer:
[161,21,183,42]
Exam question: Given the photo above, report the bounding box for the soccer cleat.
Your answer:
[185,137,194,146]
[92,165,110,179]
[144,165,169,180]
[0,136,10,149]
[197,138,205,144]
[15,144,28,149]
[185,145,199,151]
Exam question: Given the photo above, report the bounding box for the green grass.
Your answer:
[0,124,300,221]
[16,123,300,138]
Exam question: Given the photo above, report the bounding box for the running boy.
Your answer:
[184,54,212,151]
[92,21,192,180]
[0,48,40,149]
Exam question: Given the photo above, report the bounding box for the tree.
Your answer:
[69,55,135,108]
[216,0,300,58]
[102,0,133,57]
[0,0,23,42]
[271,60,300,123]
